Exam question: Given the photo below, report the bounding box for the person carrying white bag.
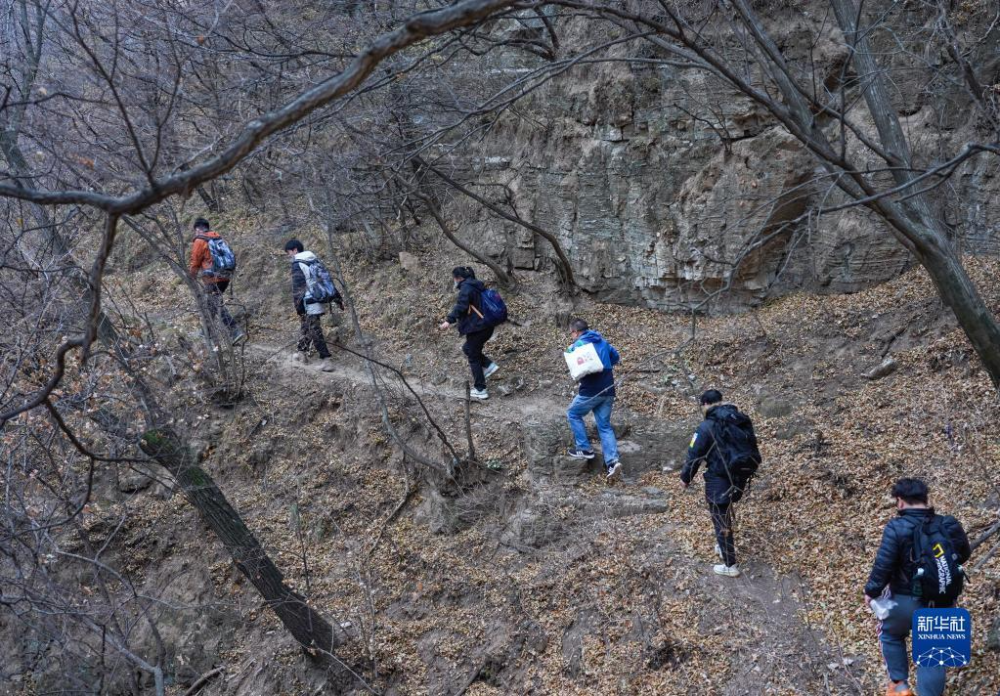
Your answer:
[564,318,622,479]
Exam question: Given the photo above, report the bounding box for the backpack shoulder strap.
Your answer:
[926,514,949,539]
[701,417,723,456]
[463,284,484,318]
[194,234,211,242]
[909,514,933,560]
[705,410,727,435]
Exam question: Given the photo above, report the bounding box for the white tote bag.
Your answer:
[564,342,604,382]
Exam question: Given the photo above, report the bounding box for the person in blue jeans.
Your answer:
[864,478,971,696]
[565,319,621,479]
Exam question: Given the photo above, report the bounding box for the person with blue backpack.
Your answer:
[284,239,343,372]
[864,478,970,696]
[564,318,622,479]
[680,390,761,577]
[189,218,245,344]
[438,266,507,400]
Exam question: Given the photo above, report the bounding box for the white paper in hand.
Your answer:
[565,342,604,381]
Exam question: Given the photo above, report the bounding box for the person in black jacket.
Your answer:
[680,389,756,578]
[438,266,498,400]
[864,478,971,696]
[284,239,343,372]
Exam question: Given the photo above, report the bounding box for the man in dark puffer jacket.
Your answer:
[864,478,971,696]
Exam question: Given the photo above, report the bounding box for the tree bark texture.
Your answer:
[139,428,346,656]
[829,0,1000,386]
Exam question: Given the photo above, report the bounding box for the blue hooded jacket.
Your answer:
[568,330,620,398]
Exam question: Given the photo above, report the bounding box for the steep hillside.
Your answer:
[5,2,1000,695]
[68,225,999,695]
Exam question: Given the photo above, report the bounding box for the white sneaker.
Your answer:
[605,460,621,479]
[713,564,740,578]
[483,362,500,379]
[469,388,489,400]
[291,352,308,364]
[320,359,336,372]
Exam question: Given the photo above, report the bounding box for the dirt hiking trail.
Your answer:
[244,339,867,694]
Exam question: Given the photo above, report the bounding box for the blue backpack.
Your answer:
[478,288,508,327]
[301,258,338,303]
[196,234,236,278]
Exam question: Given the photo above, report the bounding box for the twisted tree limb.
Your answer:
[0,0,524,212]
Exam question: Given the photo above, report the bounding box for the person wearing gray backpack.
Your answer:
[284,239,343,372]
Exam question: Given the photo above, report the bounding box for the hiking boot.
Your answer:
[469,388,489,400]
[885,682,913,696]
[713,564,740,578]
[483,362,500,379]
[568,449,596,460]
[320,358,336,372]
[605,460,621,479]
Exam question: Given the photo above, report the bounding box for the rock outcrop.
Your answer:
[444,9,1000,310]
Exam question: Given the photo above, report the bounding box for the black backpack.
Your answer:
[709,408,762,491]
[911,515,965,606]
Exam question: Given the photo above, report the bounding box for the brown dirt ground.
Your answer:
[108,229,1000,695]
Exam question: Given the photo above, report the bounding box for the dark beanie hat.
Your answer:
[452,266,475,279]
[700,389,723,405]
[193,217,210,230]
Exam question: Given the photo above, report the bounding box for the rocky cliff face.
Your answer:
[453,8,1000,309]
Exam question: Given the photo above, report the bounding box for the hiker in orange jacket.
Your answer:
[188,218,244,343]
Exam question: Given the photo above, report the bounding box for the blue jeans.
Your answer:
[878,593,946,696]
[566,394,619,463]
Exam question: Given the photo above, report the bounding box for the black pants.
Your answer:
[206,281,236,331]
[298,314,331,359]
[709,501,736,567]
[462,326,494,390]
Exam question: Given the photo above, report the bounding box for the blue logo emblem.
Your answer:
[912,608,971,668]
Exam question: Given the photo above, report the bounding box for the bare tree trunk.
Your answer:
[405,156,517,289]
[139,428,347,657]
[828,0,1000,386]
[419,192,518,290]
[417,158,577,290]
[14,202,347,660]
[906,236,1000,384]
[195,184,222,214]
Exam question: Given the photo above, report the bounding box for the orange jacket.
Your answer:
[189,230,224,284]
